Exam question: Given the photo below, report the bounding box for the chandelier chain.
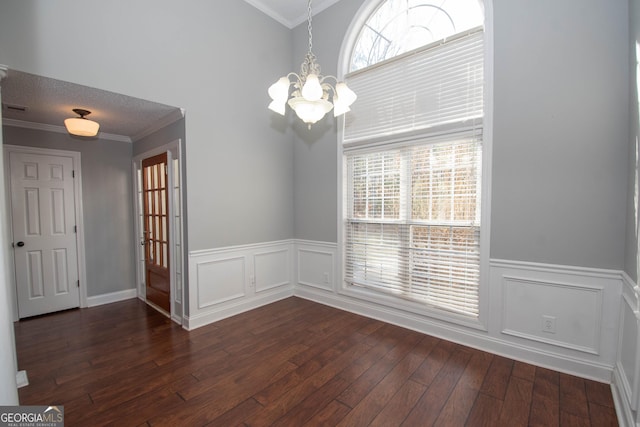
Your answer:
[307,0,313,54]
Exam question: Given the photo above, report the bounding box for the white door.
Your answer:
[10,151,80,318]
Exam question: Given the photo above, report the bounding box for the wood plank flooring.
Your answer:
[15,297,618,426]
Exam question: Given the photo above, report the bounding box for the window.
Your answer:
[350,0,484,72]
[345,133,482,316]
[341,0,486,320]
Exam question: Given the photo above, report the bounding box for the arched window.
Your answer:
[340,0,488,322]
[350,0,483,71]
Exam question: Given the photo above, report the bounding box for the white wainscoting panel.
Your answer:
[296,241,336,292]
[186,240,294,330]
[254,248,290,292]
[195,256,246,309]
[501,276,603,354]
[612,273,640,426]
[490,260,621,381]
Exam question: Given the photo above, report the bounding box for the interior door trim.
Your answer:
[3,145,87,320]
[132,139,184,325]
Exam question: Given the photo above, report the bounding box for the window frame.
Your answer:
[336,0,493,330]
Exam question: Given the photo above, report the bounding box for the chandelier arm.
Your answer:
[319,75,340,85]
[319,75,342,96]
[286,72,301,84]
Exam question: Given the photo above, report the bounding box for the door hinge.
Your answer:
[74,225,77,233]
[72,170,75,178]
[77,280,80,288]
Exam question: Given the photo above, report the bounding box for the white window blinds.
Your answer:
[342,22,484,319]
[344,132,482,316]
[343,27,484,144]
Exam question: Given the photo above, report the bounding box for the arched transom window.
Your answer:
[351,0,483,71]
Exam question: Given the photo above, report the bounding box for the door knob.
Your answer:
[15,241,24,247]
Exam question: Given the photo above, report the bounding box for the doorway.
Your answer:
[133,140,184,323]
[5,146,86,318]
[142,152,170,313]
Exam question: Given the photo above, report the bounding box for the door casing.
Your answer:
[132,139,184,325]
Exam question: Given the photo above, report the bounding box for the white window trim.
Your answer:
[336,0,493,331]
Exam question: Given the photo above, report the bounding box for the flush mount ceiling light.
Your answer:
[267,0,356,129]
[64,108,100,137]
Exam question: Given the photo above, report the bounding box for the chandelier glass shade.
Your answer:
[268,0,356,128]
[64,108,99,137]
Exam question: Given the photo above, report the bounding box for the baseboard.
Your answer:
[86,288,137,307]
[183,287,294,330]
[612,364,636,427]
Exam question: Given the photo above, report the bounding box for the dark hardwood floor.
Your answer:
[15,297,618,426]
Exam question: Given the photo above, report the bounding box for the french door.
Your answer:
[134,141,184,323]
[142,153,170,313]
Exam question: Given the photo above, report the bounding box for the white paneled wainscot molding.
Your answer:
[489,261,621,380]
[186,240,295,330]
[296,240,336,292]
[294,241,624,383]
[613,272,640,427]
[186,239,634,423]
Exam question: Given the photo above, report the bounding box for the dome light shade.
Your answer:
[288,96,333,125]
[64,109,99,137]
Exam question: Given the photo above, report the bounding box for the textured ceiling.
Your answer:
[243,0,343,28]
[1,69,182,142]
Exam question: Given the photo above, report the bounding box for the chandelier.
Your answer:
[267,0,356,128]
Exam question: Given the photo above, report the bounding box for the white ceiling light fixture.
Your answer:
[268,0,356,129]
[64,108,100,137]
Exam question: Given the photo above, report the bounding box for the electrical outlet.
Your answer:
[542,315,556,334]
[323,272,330,284]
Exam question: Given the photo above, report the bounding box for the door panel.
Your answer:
[10,152,79,318]
[142,153,170,313]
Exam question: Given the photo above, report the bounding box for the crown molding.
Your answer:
[244,0,293,28]
[244,0,343,29]
[2,118,132,143]
[131,108,185,142]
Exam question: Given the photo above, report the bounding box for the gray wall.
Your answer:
[491,0,629,269]
[0,0,294,251]
[626,0,640,282]
[294,0,630,271]
[133,118,185,158]
[291,0,364,242]
[0,0,630,271]
[2,126,135,297]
